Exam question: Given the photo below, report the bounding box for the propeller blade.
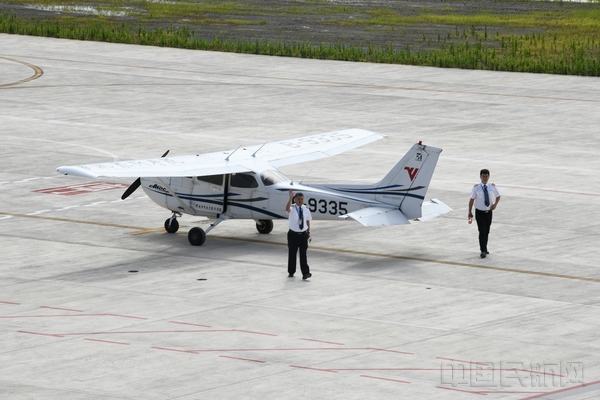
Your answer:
[121,177,141,200]
[120,150,169,200]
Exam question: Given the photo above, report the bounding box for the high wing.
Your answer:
[57,128,385,178]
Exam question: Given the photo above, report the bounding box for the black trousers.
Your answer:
[475,209,493,253]
[287,230,310,276]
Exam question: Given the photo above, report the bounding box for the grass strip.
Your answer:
[2,11,600,76]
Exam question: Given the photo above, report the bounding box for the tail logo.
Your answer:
[404,167,419,181]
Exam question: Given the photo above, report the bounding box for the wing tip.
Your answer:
[56,166,99,179]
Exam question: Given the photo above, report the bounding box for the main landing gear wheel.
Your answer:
[188,227,206,246]
[164,218,179,233]
[256,220,274,234]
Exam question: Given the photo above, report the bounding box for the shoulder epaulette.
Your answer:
[474,184,478,187]
[491,183,496,186]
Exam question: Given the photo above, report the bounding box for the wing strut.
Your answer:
[205,215,230,234]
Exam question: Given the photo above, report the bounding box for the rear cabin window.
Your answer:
[230,173,258,188]
[197,174,223,186]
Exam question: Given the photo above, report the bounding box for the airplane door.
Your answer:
[229,172,267,219]
[191,174,225,216]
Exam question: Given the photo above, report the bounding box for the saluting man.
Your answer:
[468,169,501,258]
[286,190,312,280]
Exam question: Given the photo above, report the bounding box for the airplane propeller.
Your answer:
[121,150,170,200]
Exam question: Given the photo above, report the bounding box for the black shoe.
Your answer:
[480,253,486,259]
[302,273,312,280]
[288,274,294,278]
[486,251,489,254]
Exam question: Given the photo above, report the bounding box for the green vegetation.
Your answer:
[2,1,600,76]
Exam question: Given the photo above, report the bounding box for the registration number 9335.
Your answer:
[307,198,348,215]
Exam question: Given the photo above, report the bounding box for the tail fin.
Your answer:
[374,142,442,219]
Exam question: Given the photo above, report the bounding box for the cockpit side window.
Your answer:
[197,174,223,186]
[230,173,259,188]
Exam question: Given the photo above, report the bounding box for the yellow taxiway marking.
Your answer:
[0,212,145,231]
[210,235,600,284]
[0,57,44,87]
[129,227,168,235]
[3,212,599,284]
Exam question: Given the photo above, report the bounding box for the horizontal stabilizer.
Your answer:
[341,207,410,227]
[418,198,452,221]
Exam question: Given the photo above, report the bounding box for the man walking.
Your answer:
[468,169,501,258]
[286,190,312,279]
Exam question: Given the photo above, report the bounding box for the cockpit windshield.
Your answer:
[260,170,286,186]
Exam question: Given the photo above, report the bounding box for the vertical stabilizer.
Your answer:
[375,143,442,219]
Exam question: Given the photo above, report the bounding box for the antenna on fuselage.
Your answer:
[225,146,241,161]
[299,169,312,184]
[252,142,268,157]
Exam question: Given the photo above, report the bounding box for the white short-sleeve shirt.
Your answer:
[287,204,312,232]
[470,183,501,211]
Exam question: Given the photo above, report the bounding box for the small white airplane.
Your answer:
[57,129,451,246]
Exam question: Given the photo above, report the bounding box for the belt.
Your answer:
[476,209,491,213]
[289,230,307,234]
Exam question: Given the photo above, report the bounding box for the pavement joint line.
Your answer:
[3,211,599,284]
[4,54,600,103]
[0,56,44,87]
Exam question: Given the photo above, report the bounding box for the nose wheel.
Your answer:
[164,212,181,233]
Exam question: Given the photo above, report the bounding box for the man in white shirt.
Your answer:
[468,169,501,258]
[286,190,312,279]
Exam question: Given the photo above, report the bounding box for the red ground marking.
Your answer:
[151,346,198,354]
[0,313,147,320]
[18,331,64,338]
[520,379,600,400]
[300,338,345,346]
[437,357,490,366]
[366,347,414,355]
[327,368,567,376]
[169,321,212,328]
[43,329,223,336]
[219,355,266,363]
[332,368,443,372]
[290,365,338,373]
[360,375,411,384]
[84,338,130,345]
[32,181,130,196]
[192,347,386,353]
[437,386,488,396]
[231,329,278,337]
[104,313,148,320]
[40,306,83,312]
[0,301,20,305]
